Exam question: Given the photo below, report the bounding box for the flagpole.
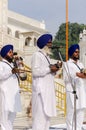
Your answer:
[66,0,68,61]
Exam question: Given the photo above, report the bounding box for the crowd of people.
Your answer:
[0,33,86,130]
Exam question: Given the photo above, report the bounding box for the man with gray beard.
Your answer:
[31,34,60,130]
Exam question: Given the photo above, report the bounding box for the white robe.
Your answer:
[31,51,56,118]
[63,58,86,130]
[0,59,21,112]
[63,59,86,109]
[0,59,21,130]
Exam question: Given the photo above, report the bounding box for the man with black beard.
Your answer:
[0,44,21,130]
[63,44,86,130]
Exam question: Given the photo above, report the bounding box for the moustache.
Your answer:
[50,45,65,49]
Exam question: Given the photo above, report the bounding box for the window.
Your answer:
[25,37,31,46]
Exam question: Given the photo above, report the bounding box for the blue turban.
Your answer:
[68,44,80,57]
[37,34,52,49]
[0,44,13,58]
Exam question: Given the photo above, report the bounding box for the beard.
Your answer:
[42,46,52,55]
[72,56,79,61]
[5,55,13,63]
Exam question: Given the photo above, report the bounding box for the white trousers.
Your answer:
[0,90,16,130]
[0,111,16,130]
[66,102,84,130]
[32,94,50,130]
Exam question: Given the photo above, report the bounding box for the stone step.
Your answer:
[13,110,65,130]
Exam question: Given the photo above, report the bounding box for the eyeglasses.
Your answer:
[74,51,79,53]
[48,41,52,43]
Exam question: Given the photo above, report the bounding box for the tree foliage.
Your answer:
[52,22,86,61]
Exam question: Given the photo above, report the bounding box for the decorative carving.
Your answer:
[83,27,86,35]
[79,32,83,39]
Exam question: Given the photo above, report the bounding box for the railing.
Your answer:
[55,81,66,116]
[20,65,66,116]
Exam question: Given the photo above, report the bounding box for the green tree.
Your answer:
[52,22,86,61]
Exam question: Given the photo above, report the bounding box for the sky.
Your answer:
[8,0,86,37]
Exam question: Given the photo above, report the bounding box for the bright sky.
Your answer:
[8,0,86,37]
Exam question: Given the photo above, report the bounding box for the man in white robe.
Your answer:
[0,44,21,130]
[63,44,86,130]
[31,34,60,130]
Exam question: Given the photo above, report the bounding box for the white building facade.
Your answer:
[79,28,86,68]
[0,0,48,66]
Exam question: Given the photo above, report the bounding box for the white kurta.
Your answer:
[63,59,86,109]
[31,51,56,117]
[63,58,86,130]
[0,59,21,114]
